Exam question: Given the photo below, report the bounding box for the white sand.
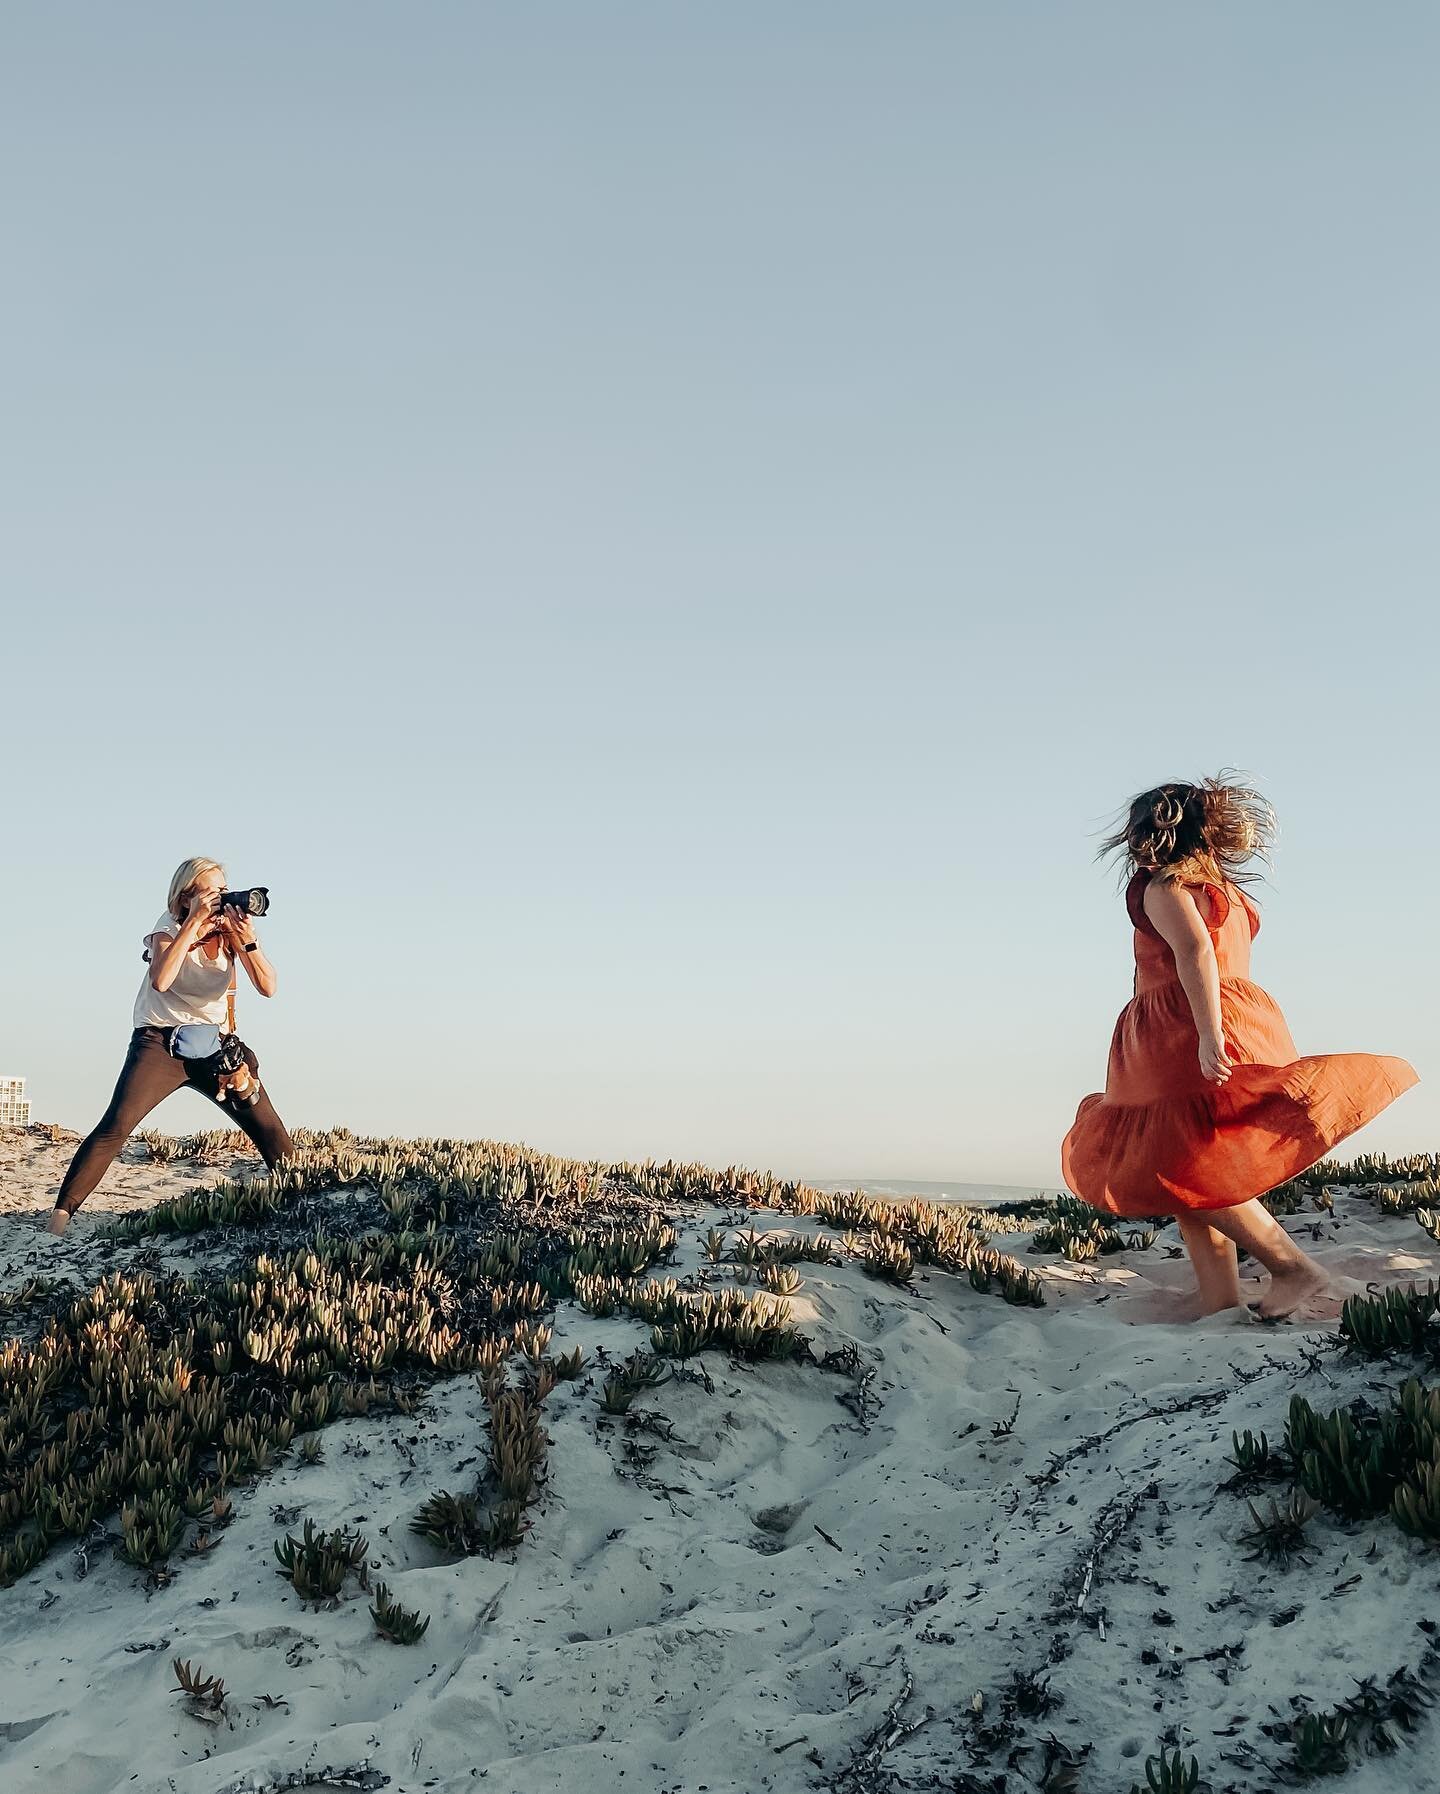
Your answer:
[2,1126,1439,1793]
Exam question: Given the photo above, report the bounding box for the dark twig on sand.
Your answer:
[1072,1481,1160,1617]
[822,1342,880,1432]
[831,1661,935,1791]
[992,1393,1022,1437]
[1028,1362,1279,1489]
[211,1766,388,1794]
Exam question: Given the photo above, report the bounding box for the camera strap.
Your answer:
[227,967,237,1036]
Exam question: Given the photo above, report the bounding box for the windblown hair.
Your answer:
[1100,775,1275,889]
[166,857,225,922]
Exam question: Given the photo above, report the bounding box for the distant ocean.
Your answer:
[806,1177,1053,1207]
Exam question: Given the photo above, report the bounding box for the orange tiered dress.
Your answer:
[1062,873,1417,1217]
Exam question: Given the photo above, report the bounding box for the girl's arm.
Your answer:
[1142,880,1234,1085]
[148,893,217,993]
[219,908,278,998]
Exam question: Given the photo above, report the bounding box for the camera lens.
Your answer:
[221,887,270,916]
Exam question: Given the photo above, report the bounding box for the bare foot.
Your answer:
[47,1209,71,1238]
[1255,1260,1333,1321]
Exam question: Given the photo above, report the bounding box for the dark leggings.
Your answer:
[55,1028,295,1217]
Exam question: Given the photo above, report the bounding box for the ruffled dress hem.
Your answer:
[1063,1054,1418,1218]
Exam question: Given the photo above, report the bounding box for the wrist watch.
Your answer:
[243,942,259,954]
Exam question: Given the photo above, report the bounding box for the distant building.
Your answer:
[0,1076,31,1127]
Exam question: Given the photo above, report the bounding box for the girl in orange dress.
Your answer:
[1062,777,1417,1319]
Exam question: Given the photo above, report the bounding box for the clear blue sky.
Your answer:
[2,4,1435,1186]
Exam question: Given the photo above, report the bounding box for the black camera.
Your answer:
[220,887,270,917]
[215,1034,262,1105]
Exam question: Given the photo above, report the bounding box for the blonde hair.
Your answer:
[167,857,226,922]
[1099,773,1276,889]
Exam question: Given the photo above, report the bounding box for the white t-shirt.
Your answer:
[133,913,233,1029]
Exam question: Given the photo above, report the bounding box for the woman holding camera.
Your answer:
[49,857,295,1235]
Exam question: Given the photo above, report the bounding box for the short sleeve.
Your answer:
[1127,874,1230,937]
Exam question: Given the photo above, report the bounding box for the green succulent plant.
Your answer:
[477,1499,530,1554]
[1226,1427,1285,1489]
[1030,1195,1158,1259]
[1340,1284,1440,1356]
[600,1373,640,1414]
[370,1581,431,1645]
[487,1387,548,1501]
[119,1493,184,1569]
[1288,1396,1408,1519]
[1130,1748,1200,1794]
[760,1264,804,1295]
[1291,1711,1352,1776]
[863,1236,915,1285]
[599,1350,671,1415]
[273,1518,369,1603]
[412,1490,486,1557]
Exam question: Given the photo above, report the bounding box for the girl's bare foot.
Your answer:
[1255,1260,1333,1320]
[47,1209,71,1238]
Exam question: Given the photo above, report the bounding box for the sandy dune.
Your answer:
[2,1125,1438,1794]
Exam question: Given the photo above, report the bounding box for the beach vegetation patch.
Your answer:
[410,1368,549,1562]
[1286,1379,1440,1540]
[1374,1179,1440,1216]
[1339,1284,1440,1358]
[138,1128,249,1167]
[104,1136,1043,1313]
[1307,1151,1440,1187]
[1274,1650,1439,1777]
[1029,1196,1158,1260]
[2,1137,1059,1589]
[862,1234,916,1285]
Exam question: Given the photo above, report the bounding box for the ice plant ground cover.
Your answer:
[0,1125,1439,1792]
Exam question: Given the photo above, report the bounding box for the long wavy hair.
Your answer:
[1099,774,1275,890]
